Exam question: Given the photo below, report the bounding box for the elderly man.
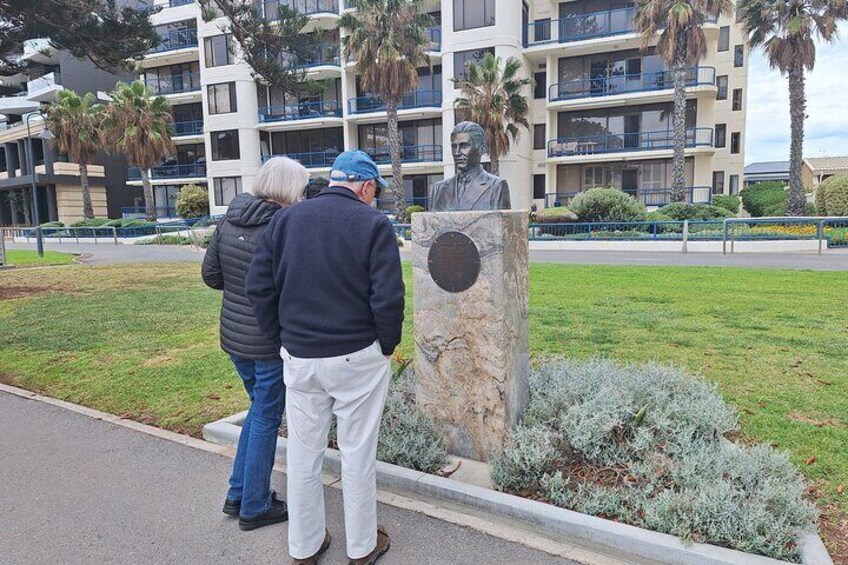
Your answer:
[429,121,511,211]
[246,150,404,565]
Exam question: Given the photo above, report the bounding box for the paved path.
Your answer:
[10,241,848,270]
[0,391,573,565]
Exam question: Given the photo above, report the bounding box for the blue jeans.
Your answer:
[227,355,285,519]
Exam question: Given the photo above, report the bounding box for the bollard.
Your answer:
[682,220,689,254]
[112,227,118,246]
[817,221,824,256]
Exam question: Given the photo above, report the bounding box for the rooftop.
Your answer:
[804,156,848,172]
[744,161,789,175]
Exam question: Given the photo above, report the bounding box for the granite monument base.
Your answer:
[412,210,530,461]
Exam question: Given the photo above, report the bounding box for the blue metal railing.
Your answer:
[121,206,179,219]
[262,151,340,168]
[144,72,201,95]
[128,163,206,180]
[547,127,714,157]
[149,28,198,53]
[549,66,716,102]
[259,0,339,19]
[524,8,717,46]
[258,99,342,122]
[348,90,442,114]
[172,119,203,136]
[544,187,712,208]
[426,27,441,51]
[169,0,194,7]
[363,144,442,164]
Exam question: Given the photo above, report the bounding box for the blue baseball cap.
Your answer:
[329,150,388,188]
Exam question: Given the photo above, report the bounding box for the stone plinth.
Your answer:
[412,211,529,461]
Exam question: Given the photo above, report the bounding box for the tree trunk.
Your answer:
[386,101,406,219]
[670,43,688,202]
[22,189,33,225]
[141,169,157,222]
[79,162,95,219]
[489,153,499,176]
[787,66,806,215]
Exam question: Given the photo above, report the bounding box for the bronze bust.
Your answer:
[429,121,511,212]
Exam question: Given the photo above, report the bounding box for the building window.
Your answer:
[534,71,546,99]
[712,170,725,195]
[453,0,495,31]
[533,174,545,199]
[732,88,743,111]
[715,124,727,148]
[718,26,730,51]
[204,34,234,67]
[533,124,545,150]
[211,130,240,160]
[729,174,739,195]
[716,75,728,100]
[208,82,237,114]
[213,177,242,206]
[734,45,744,67]
[731,132,741,154]
[454,48,494,81]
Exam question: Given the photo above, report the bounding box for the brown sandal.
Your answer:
[348,525,390,565]
[292,529,331,565]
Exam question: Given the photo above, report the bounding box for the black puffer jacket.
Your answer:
[202,193,282,360]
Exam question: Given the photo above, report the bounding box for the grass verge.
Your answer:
[3,249,76,267]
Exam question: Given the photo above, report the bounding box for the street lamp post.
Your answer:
[25,111,54,257]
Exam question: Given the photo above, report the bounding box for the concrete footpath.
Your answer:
[0,391,573,565]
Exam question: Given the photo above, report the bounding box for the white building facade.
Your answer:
[137,0,748,216]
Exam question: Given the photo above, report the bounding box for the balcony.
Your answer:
[172,119,204,136]
[258,99,342,123]
[524,8,717,47]
[149,28,198,53]
[262,151,339,168]
[144,72,201,95]
[364,145,443,164]
[348,90,442,114]
[547,128,714,158]
[169,0,194,7]
[549,67,716,102]
[271,42,340,70]
[426,27,441,52]
[545,186,712,208]
[128,163,206,180]
[259,0,339,18]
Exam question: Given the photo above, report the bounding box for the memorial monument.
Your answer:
[413,121,529,461]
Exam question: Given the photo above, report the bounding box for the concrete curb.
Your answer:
[204,412,833,565]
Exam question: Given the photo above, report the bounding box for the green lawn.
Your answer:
[0,262,845,557]
[3,249,76,267]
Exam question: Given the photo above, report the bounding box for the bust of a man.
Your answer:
[429,121,511,212]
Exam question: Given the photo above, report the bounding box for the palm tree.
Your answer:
[634,0,733,202]
[45,90,102,220]
[340,0,433,217]
[453,52,531,176]
[101,80,174,222]
[738,0,847,215]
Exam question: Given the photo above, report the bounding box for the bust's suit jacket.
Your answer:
[429,166,511,211]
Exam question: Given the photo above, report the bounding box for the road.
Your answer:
[0,391,573,565]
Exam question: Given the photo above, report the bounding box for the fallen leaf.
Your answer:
[742,408,755,415]
[758,402,767,408]
[703,350,713,356]
[224,384,234,389]
[805,456,817,465]
[816,379,833,386]
[837,484,845,495]
[205,393,221,401]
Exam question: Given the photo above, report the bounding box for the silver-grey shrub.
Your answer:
[491,358,817,562]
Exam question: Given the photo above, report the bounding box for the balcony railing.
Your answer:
[258,0,339,19]
[364,144,443,164]
[272,42,340,69]
[426,27,441,52]
[262,151,340,168]
[172,119,204,136]
[348,90,442,114]
[258,99,342,122]
[547,127,714,157]
[144,72,201,95]
[524,8,716,46]
[121,205,179,218]
[169,0,195,7]
[149,28,198,53]
[128,163,206,180]
[544,186,712,208]
[549,66,716,102]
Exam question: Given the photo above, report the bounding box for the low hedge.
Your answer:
[739,182,786,217]
[568,188,647,222]
[711,195,740,214]
[657,203,734,221]
[821,175,848,216]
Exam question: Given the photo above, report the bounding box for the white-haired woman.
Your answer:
[202,156,308,531]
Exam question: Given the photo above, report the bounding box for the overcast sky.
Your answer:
[745,37,848,164]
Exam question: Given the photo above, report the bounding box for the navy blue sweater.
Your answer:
[245,186,405,358]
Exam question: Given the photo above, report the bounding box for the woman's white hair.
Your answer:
[253,156,309,205]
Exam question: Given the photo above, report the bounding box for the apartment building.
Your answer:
[140,0,748,216]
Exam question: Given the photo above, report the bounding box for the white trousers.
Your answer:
[282,341,391,560]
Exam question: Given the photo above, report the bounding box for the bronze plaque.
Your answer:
[427,231,481,293]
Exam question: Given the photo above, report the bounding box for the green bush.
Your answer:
[568,188,646,223]
[71,218,110,227]
[821,174,848,216]
[40,221,64,228]
[711,195,740,214]
[402,205,425,223]
[645,211,673,222]
[805,201,817,216]
[739,182,787,217]
[491,359,817,562]
[534,207,578,223]
[120,218,152,228]
[103,219,123,227]
[137,235,192,245]
[175,184,209,219]
[815,181,829,216]
[657,203,734,221]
